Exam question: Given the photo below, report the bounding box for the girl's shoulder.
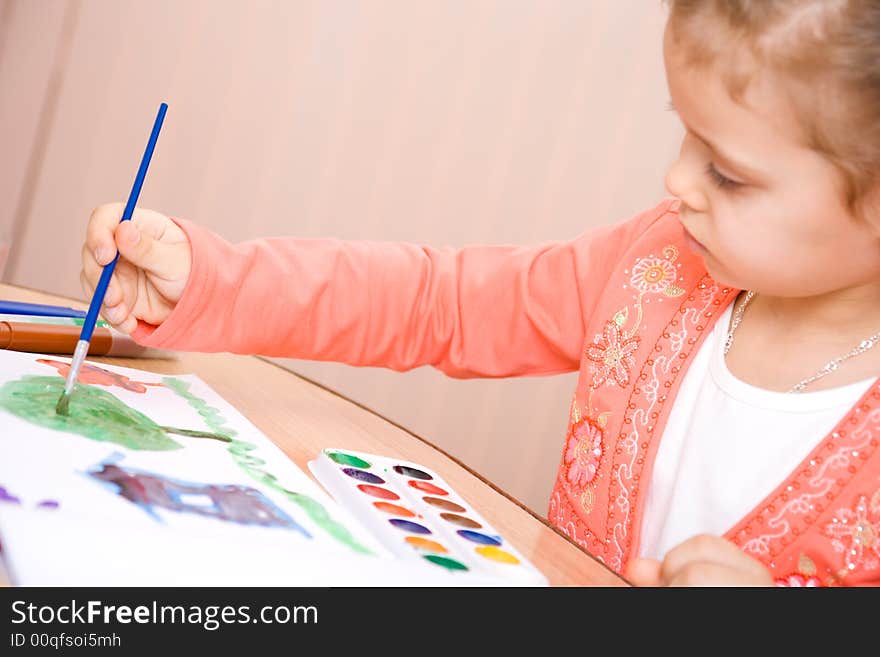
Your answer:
[590,196,683,244]
[626,195,682,235]
[585,196,688,267]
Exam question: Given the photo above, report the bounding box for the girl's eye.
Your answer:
[705,162,744,191]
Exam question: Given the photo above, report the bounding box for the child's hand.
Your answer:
[624,534,774,586]
[81,203,192,334]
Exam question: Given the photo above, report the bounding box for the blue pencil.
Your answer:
[56,102,168,415]
[0,299,88,319]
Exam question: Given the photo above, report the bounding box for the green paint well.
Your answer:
[0,375,181,451]
[162,376,373,555]
[423,555,469,571]
[326,451,371,469]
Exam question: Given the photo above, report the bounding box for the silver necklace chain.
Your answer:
[723,290,880,393]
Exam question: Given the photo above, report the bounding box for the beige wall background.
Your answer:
[0,0,682,514]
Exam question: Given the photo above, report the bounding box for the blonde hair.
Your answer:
[665,0,880,219]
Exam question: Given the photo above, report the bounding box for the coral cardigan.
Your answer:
[132,197,880,586]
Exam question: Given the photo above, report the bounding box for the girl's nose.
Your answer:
[665,143,708,213]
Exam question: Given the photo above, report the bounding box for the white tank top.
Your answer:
[638,302,876,559]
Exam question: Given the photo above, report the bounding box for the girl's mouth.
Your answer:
[681,224,708,255]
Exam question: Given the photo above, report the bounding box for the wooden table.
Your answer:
[0,283,626,586]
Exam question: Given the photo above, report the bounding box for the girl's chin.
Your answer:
[697,254,739,289]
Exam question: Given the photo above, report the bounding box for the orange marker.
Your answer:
[0,321,168,357]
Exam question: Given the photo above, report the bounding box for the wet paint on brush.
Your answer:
[407,480,448,496]
[392,465,432,480]
[342,468,384,484]
[388,519,431,534]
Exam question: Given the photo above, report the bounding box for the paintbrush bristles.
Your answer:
[55,392,71,416]
[55,339,90,416]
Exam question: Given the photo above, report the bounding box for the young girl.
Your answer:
[80,1,880,586]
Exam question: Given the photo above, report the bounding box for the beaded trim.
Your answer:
[822,489,880,581]
[603,275,732,571]
[729,389,880,567]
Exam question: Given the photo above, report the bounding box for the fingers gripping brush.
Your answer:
[56,103,167,416]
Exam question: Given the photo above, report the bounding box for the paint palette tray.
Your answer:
[308,448,548,585]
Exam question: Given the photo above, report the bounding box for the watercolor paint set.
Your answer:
[308,448,549,585]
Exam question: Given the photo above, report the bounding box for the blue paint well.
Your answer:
[389,519,432,534]
[457,530,502,545]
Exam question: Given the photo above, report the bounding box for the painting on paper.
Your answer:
[0,349,430,585]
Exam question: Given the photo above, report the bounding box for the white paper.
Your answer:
[0,350,509,586]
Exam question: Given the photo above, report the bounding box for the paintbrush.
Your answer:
[56,102,168,416]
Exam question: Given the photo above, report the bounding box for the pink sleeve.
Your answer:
[131,199,674,378]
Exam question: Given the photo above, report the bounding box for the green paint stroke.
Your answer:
[160,426,232,442]
[162,376,372,555]
[0,375,182,451]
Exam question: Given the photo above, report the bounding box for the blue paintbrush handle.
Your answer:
[79,103,167,342]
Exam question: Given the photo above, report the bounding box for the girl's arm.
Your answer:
[132,200,673,378]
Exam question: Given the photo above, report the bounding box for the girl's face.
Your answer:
[662,25,880,298]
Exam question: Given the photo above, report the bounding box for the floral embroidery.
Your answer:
[580,485,596,515]
[573,243,694,532]
[569,395,581,424]
[774,555,823,587]
[603,274,725,571]
[564,417,604,489]
[630,256,677,294]
[566,395,606,515]
[775,573,822,587]
[586,321,640,388]
[586,247,683,401]
[824,491,880,577]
